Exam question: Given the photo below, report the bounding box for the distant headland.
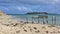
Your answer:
[26,12,48,14]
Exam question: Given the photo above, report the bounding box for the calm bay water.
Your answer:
[9,14,60,26]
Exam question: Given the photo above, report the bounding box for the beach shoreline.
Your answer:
[0,11,60,34]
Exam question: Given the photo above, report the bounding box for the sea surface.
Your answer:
[8,14,60,26]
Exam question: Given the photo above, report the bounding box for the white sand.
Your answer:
[0,23,60,34]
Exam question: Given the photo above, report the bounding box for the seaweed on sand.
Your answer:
[35,30,40,33]
[48,25,55,27]
[16,30,20,33]
[42,26,46,29]
[45,31,48,33]
[30,29,32,32]
[58,31,60,33]
[33,27,37,30]
[24,30,27,32]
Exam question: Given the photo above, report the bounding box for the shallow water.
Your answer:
[8,14,60,26]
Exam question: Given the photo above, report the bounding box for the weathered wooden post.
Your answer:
[32,17,34,24]
[52,16,56,25]
[43,17,45,24]
[54,16,56,25]
[32,16,39,24]
[46,16,48,24]
[38,17,40,23]
[26,16,28,24]
[46,18,48,24]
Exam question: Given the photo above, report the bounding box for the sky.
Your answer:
[0,0,60,14]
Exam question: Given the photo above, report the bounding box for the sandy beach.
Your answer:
[0,23,60,34]
[0,11,60,34]
[0,16,60,34]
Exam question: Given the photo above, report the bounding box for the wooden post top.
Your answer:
[32,16,48,18]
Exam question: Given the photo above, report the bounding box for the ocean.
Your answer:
[8,14,60,26]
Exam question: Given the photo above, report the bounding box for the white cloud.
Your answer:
[17,6,32,12]
[0,6,9,11]
[52,0,60,4]
[17,6,27,11]
[0,0,60,5]
[4,7,9,11]
[17,7,22,11]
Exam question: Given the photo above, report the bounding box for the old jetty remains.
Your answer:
[25,12,57,25]
[32,16,48,24]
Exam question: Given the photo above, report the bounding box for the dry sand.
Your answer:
[0,23,60,34]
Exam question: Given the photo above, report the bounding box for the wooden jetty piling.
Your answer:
[32,16,48,24]
[38,16,48,24]
[52,16,56,25]
[32,16,38,24]
[25,17,29,24]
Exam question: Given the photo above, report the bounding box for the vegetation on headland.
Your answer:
[27,12,48,14]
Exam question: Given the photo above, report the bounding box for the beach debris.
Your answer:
[28,26,31,28]
[10,23,18,27]
[48,25,55,28]
[45,31,48,33]
[20,23,25,27]
[35,30,40,33]
[24,30,27,32]
[58,31,60,33]
[30,29,32,32]
[33,27,37,30]
[1,23,9,26]
[16,30,20,33]
[42,26,46,29]
[53,31,56,33]
[23,27,25,29]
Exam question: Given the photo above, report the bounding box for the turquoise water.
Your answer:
[9,14,60,26]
